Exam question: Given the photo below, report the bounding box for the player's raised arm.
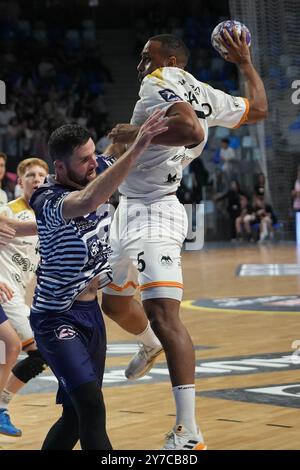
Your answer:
[220,28,268,124]
[62,109,168,219]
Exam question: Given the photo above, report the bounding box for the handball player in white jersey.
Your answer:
[102,31,268,449]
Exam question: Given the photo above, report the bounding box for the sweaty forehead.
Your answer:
[143,40,164,56]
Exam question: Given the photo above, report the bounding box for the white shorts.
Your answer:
[1,292,34,348]
[103,196,188,301]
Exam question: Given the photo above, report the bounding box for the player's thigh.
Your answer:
[2,296,34,349]
[0,316,21,357]
[134,238,184,302]
[104,236,138,298]
[102,293,135,318]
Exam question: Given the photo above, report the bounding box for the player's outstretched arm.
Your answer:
[220,29,268,124]
[62,109,168,219]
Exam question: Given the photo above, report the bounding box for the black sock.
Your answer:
[70,381,112,450]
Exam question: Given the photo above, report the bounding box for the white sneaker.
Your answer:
[125,344,163,380]
[162,425,207,451]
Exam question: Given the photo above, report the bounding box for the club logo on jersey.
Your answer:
[90,240,100,257]
[159,254,173,267]
[12,253,31,271]
[159,88,182,103]
[18,211,31,221]
[55,325,78,340]
[165,173,179,184]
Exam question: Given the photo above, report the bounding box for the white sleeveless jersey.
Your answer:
[0,197,39,294]
[119,67,249,200]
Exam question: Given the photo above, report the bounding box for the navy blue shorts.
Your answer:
[30,299,106,406]
[0,304,8,325]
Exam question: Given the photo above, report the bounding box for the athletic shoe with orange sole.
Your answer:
[162,424,207,450]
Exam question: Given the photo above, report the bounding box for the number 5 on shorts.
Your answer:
[137,251,146,272]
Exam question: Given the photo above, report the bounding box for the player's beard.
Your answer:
[66,164,96,188]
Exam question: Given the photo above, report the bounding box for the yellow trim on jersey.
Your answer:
[140,281,183,291]
[233,98,250,128]
[147,67,164,82]
[8,197,33,215]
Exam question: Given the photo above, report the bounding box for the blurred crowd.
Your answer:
[178,155,283,244]
[0,9,112,172]
[0,1,297,242]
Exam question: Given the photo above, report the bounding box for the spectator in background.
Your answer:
[254,172,266,199]
[5,172,17,201]
[211,166,228,194]
[0,103,16,138]
[5,117,24,166]
[252,195,277,242]
[292,167,300,213]
[96,127,112,154]
[177,166,194,205]
[215,179,243,241]
[220,138,239,182]
[235,194,253,242]
[189,157,209,204]
[0,153,8,206]
[292,167,300,244]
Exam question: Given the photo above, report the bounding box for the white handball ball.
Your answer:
[211,20,251,57]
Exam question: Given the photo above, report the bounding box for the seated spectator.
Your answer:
[254,172,266,198]
[235,194,254,242]
[251,195,278,242]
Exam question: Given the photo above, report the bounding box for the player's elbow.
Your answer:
[248,102,268,123]
[192,125,205,144]
[185,122,205,146]
[256,106,268,121]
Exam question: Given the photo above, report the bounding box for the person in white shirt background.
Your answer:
[220,137,239,182]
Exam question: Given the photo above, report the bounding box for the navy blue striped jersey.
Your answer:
[30,154,116,314]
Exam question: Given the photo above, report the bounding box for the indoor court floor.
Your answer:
[2,242,300,450]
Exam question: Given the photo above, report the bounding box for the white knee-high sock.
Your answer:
[172,384,204,439]
[135,321,162,349]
